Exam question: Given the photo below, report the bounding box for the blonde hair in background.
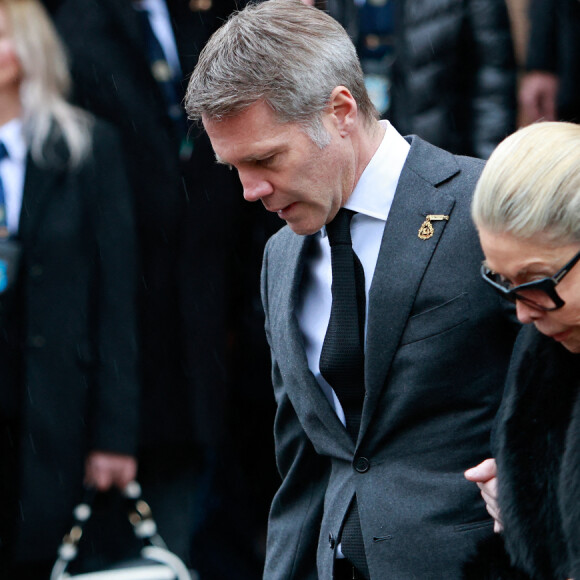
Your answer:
[472,121,580,244]
[2,0,92,166]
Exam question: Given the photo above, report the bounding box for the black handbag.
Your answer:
[50,482,193,580]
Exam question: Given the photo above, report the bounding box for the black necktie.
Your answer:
[320,208,366,441]
[319,208,370,579]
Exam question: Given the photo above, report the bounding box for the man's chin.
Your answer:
[285,219,322,236]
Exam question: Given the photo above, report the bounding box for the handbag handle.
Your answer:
[50,481,191,580]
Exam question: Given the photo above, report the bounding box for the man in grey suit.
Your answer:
[185,1,518,578]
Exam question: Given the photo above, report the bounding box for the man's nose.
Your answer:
[239,170,273,202]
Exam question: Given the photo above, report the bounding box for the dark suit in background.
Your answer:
[262,136,520,579]
[54,0,245,566]
[0,121,139,573]
[327,0,517,159]
[525,0,580,122]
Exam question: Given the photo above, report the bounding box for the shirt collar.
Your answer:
[0,118,27,164]
[344,120,410,220]
[321,120,410,237]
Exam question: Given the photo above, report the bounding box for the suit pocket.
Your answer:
[399,292,470,346]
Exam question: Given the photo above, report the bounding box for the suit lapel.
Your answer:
[361,137,458,436]
[271,231,353,449]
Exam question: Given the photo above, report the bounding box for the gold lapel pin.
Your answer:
[418,214,449,240]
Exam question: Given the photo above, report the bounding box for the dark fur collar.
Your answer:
[496,326,580,579]
[464,326,580,580]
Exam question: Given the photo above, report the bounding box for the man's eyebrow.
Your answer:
[215,148,282,166]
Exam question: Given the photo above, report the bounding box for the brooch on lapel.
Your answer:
[418,214,449,240]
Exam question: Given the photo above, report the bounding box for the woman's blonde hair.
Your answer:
[472,121,580,244]
[2,0,92,166]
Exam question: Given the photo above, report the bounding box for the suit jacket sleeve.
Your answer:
[261,240,329,580]
[467,0,517,159]
[88,121,140,455]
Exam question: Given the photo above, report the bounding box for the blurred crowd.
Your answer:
[0,0,578,578]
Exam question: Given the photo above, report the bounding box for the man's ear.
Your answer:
[328,85,358,137]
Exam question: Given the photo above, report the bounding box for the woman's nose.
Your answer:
[515,299,543,324]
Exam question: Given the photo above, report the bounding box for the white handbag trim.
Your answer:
[50,482,192,580]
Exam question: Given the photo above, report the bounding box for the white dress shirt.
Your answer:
[296,120,410,425]
[0,119,27,235]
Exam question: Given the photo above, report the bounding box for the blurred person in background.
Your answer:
[328,0,518,159]
[53,0,272,576]
[465,121,580,580]
[518,0,580,126]
[0,0,139,577]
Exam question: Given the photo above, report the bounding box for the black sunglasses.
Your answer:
[481,248,580,311]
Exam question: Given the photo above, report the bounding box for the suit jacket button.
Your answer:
[29,264,43,279]
[354,456,370,473]
[329,533,336,549]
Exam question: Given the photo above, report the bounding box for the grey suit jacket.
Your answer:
[261,136,519,579]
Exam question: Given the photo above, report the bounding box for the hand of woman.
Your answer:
[464,458,503,533]
[84,451,138,491]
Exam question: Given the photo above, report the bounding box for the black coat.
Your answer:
[328,0,517,158]
[0,121,139,563]
[352,0,516,158]
[55,0,243,450]
[497,326,580,580]
[388,0,517,159]
[464,325,580,580]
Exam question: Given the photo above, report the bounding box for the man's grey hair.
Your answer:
[185,0,378,148]
[472,122,580,244]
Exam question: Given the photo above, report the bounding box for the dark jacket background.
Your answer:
[496,326,580,580]
[0,121,139,564]
[525,0,580,122]
[329,0,517,159]
[388,0,517,159]
[55,0,242,453]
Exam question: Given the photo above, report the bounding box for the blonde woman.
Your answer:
[466,122,580,580]
[0,0,139,577]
